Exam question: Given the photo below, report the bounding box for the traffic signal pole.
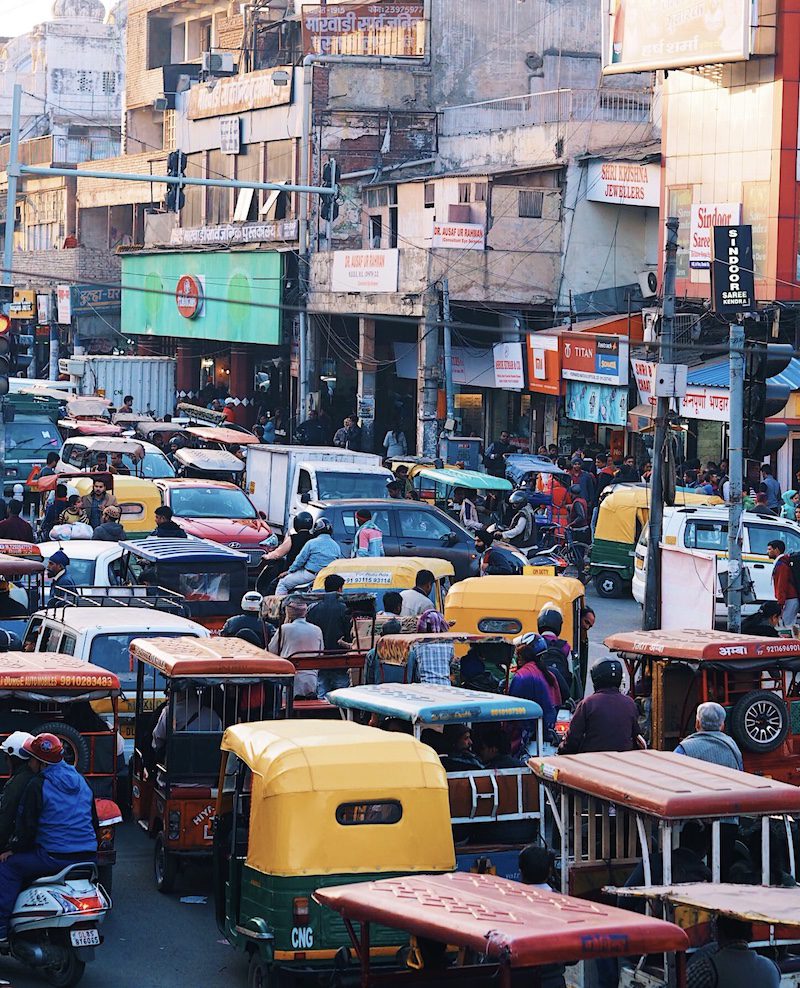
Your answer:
[727,322,746,632]
[0,84,20,487]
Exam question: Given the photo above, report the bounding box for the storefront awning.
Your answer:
[685,358,800,391]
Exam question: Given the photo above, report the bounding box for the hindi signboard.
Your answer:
[302,2,425,58]
[186,67,293,120]
[711,224,755,313]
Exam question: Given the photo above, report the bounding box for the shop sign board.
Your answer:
[301,2,425,58]
[176,275,204,319]
[711,224,755,313]
[56,285,72,325]
[186,67,293,120]
[527,334,561,396]
[170,220,298,247]
[631,358,730,421]
[36,294,51,325]
[586,160,660,208]
[561,334,628,386]
[71,285,122,316]
[689,202,741,269]
[219,117,241,155]
[602,0,752,75]
[493,342,525,389]
[566,380,628,426]
[10,289,35,320]
[331,249,399,293]
[432,222,484,250]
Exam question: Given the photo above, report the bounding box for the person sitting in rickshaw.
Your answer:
[508,634,561,740]
[518,843,568,988]
[686,914,780,988]
[473,725,521,769]
[151,684,222,755]
[439,725,483,772]
[558,659,643,755]
[0,580,27,619]
[452,487,481,533]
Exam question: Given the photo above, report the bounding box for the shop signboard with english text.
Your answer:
[331,250,399,293]
[561,334,628,386]
[432,222,485,250]
[631,358,730,421]
[493,342,525,389]
[711,224,755,313]
[689,202,742,269]
[586,160,659,207]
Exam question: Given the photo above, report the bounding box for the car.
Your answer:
[57,435,176,479]
[38,540,125,588]
[306,498,480,581]
[154,478,273,569]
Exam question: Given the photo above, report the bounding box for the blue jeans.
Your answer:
[0,847,95,936]
[317,669,350,698]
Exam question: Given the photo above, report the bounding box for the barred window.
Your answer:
[519,190,544,218]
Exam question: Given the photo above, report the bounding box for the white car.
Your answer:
[57,436,175,479]
[632,504,800,619]
[38,540,124,588]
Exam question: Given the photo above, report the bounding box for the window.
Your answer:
[102,72,116,94]
[746,525,800,557]
[206,149,230,225]
[179,572,231,602]
[23,617,42,651]
[40,626,62,652]
[170,486,257,519]
[458,182,471,204]
[336,801,402,825]
[341,510,391,537]
[65,443,87,468]
[60,635,76,656]
[316,473,391,500]
[368,214,383,249]
[519,190,544,218]
[424,183,434,208]
[297,470,312,496]
[397,509,451,541]
[683,519,727,552]
[478,618,522,634]
[147,15,172,69]
[365,187,389,209]
[474,182,487,203]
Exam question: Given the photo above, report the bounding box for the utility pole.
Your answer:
[418,292,440,457]
[441,277,454,426]
[643,216,679,631]
[0,84,21,488]
[727,321,745,632]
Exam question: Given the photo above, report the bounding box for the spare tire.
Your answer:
[729,690,789,754]
[35,722,91,774]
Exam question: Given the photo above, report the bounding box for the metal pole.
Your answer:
[643,216,679,631]
[418,293,440,457]
[727,321,745,632]
[298,57,315,425]
[442,277,454,424]
[0,83,21,492]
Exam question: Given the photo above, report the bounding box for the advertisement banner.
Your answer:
[302,2,425,58]
[631,357,730,421]
[586,160,660,207]
[431,222,484,250]
[391,342,496,388]
[631,356,656,406]
[493,342,525,389]
[36,294,51,325]
[10,289,35,320]
[602,0,751,75]
[56,285,72,324]
[331,249,399,293]
[712,224,755,313]
[70,285,122,315]
[689,202,742,269]
[527,333,562,395]
[566,380,628,426]
[561,334,629,386]
[186,67,293,120]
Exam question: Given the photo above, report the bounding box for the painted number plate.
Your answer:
[70,929,100,947]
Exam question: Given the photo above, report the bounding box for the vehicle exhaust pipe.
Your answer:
[12,940,47,966]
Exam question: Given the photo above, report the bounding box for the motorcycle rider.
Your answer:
[0,733,34,850]
[275,517,342,595]
[558,659,643,755]
[0,733,98,947]
[258,511,315,594]
[501,490,538,550]
[475,528,523,576]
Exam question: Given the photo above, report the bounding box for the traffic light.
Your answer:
[0,314,11,397]
[320,159,339,222]
[166,150,187,212]
[744,342,793,459]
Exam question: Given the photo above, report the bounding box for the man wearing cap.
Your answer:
[222,398,236,423]
[92,505,125,542]
[0,733,34,850]
[0,733,98,945]
[47,550,77,604]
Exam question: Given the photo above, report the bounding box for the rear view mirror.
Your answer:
[440,532,458,547]
[300,492,311,503]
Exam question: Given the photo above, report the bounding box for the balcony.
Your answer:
[0,134,122,174]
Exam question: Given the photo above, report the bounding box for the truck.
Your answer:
[61,355,176,418]
[245,444,394,534]
[3,392,63,496]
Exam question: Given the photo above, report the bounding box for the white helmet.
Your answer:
[241,591,263,613]
[1,731,34,759]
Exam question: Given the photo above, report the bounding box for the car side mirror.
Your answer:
[300,492,311,503]
[440,532,457,546]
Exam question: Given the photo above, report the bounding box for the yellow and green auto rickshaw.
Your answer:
[313,556,455,614]
[213,720,455,985]
[589,485,722,597]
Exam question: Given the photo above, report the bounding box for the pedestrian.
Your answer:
[675,701,742,767]
[781,490,797,520]
[307,574,352,697]
[558,659,643,755]
[741,600,782,637]
[768,538,799,626]
[351,509,384,557]
[452,486,481,533]
[296,409,326,446]
[80,478,118,529]
[570,461,595,508]
[483,430,515,478]
[333,415,362,451]
[549,476,572,538]
[153,505,187,538]
[394,464,417,499]
[383,423,407,459]
[261,415,276,444]
[57,494,89,528]
[750,491,778,517]
[41,483,69,540]
[0,500,34,544]
[577,605,595,694]
[686,914,780,988]
[567,483,591,572]
[386,479,405,500]
[376,590,403,634]
[268,599,325,699]
[39,452,59,479]
[594,454,616,498]
[46,550,77,604]
[91,505,125,542]
[760,463,782,510]
[275,517,342,595]
[399,569,436,617]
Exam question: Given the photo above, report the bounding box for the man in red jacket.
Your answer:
[768,539,799,627]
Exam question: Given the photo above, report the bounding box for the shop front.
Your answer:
[120,249,287,424]
[559,332,630,455]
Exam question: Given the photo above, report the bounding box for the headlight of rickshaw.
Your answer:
[168,810,181,840]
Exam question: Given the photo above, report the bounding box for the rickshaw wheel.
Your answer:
[594,571,624,598]
[154,832,178,893]
[730,689,790,754]
[248,952,273,988]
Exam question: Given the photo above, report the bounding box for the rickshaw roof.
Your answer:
[58,420,122,437]
[137,422,179,435]
[599,486,722,510]
[0,653,120,692]
[505,454,570,479]
[415,467,512,491]
[612,883,800,927]
[130,636,295,679]
[65,396,111,416]
[174,447,244,472]
[529,750,800,819]
[445,574,585,612]
[120,536,248,562]
[0,541,42,559]
[221,720,447,794]
[327,682,542,725]
[375,632,509,660]
[314,556,454,587]
[67,436,146,457]
[0,552,45,576]
[184,426,259,445]
[604,629,800,662]
[314,873,689,967]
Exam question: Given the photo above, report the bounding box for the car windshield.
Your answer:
[86,450,175,478]
[317,472,389,500]
[6,421,61,453]
[169,486,256,519]
[42,555,95,585]
[88,631,194,685]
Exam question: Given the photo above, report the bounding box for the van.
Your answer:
[631,504,800,618]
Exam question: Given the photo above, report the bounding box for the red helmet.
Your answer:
[23,733,64,764]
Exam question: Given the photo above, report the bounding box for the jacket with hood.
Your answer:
[92,520,126,542]
[782,490,798,520]
[12,761,98,855]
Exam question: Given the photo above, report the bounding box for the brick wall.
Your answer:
[77,150,170,207]
[12,247,121,285]
[216,11,244,54]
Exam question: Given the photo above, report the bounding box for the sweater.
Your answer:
[772,554,798,607]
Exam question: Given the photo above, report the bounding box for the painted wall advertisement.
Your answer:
[689,202,742,269]
[561,334,629,386]
[492,342,525,389]
[301,2,425,58]
[566,380,628,426]
[602,0,752,75]
[586,160,660,208]
[331,249,399,293]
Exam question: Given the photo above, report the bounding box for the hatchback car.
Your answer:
[307,498,479,580]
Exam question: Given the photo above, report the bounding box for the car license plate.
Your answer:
[70,929,100,947]
[120,723,136,739]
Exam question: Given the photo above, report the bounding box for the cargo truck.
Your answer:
[61,355,176,418]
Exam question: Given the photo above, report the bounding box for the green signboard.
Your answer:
[121,250,282,345]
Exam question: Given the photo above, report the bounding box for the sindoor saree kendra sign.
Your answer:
[301,2,425,57]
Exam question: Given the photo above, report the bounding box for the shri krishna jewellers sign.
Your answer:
[586,161,659,208]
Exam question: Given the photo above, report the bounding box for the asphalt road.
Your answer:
[3,587,643,988]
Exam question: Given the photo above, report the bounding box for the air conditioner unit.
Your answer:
[642,307,661,343]
[152,97,169,112]
[202,51,235,76]
[638,267,659,299]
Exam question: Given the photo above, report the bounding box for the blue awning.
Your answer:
[772,358,800,390]
[686,358,800,391]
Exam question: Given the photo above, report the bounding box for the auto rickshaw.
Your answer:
[129,635,295,892]
[589,485,722,598]
[213,719,455,985]
[0,543,45,642]
[313,556,455,612]
[173,447,245,485]
[315,872,690,988]
[118,537,249,630]
[604,629,800,784]
[0,653,124,888]
[409,466,511,519]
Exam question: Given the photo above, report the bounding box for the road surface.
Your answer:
[3,587,642,988]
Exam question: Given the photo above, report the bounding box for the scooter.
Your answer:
[2,862,110,988]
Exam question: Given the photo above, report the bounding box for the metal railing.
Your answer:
[0,134,121,173]
[439,87,652,137]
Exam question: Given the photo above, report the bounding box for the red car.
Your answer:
[154,479,273,570]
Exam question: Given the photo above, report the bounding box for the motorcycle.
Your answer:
[2,862,110,987]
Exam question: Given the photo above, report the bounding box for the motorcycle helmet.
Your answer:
[294,511,314,532]
[537,604,564,636]
[0,731,33,759]
[23,733,64,764]
[515,633,548,664]
[508,490,529,509]
[590,658,623,690]
[240,591,263,613]
[312,517,333,536]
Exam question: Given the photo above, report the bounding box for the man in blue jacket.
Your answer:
[0,733,97,944]
[276,517,342,594]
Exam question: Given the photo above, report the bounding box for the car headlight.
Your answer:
[260,535,279,549]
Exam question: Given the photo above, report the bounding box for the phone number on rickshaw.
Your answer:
[0,674,116,688]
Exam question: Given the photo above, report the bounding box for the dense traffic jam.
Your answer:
[0,391,799,988]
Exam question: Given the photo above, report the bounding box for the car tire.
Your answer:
[36,722,91,774]
[594,571,624,598]
[730,689,789,754]
[154,832,178,894]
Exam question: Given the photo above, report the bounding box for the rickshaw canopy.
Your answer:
[221,720,455,877]
[0,552,45,576]
[66,436,146,459]
[328,682,542,725]
[174,447,244,473]
[58,420,122,437]
[313,556,454,592]
[314,872,689,967]
[184,426,259,446]
[529,749,800,820]
[594,486,723,544]
[0,653,120,697]
[413,466,512,492]
[505,454,570,483]
[374,632,507,665]
[605,629,800,664]
[0,541,42,559]
[130,636,295,681]
[121,536,248,564]
[65,396,111,418]
[613,882,800,928]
